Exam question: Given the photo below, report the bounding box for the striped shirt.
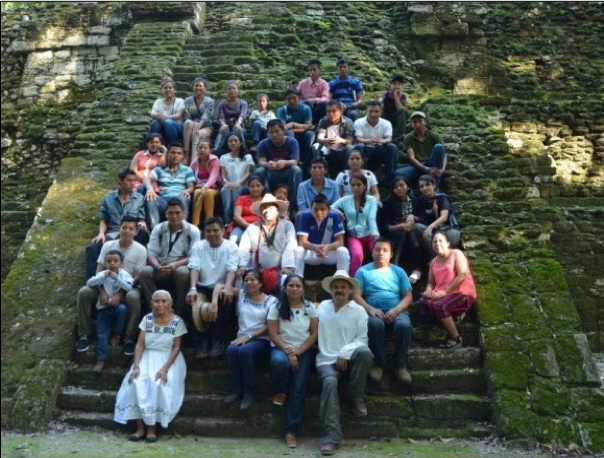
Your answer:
[151,164,195,197]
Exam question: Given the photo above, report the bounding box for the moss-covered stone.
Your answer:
[527,340,559,378]
[529,376,571,417]
[485,351,530,390]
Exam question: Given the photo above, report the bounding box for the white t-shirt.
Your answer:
[187,239,239,288]
[335,169,378,197]
[267,300,318,348]
[249,110,276,129]
[219,153,255,183]
[151,98,185,119]
[236,290,277,339]
[97,240,147,277]
[353,117,393,140]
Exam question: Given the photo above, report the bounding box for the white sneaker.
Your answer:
[409,270,422,284]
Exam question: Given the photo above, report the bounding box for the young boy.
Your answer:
[274,183,292,220]
[379,75,407,140]
[86,250,133,373]
[294,194,350,277]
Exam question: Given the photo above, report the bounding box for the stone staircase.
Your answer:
[57,281,492,439]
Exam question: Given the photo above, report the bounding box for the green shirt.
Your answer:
[402,129,443,162]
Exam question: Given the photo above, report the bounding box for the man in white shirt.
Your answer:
[316,270,373,456]
[353,100,398,188]
[186,217,238,359]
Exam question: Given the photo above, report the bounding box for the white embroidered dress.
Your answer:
[114,313,187,428]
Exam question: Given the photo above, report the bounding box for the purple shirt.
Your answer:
[257,137,300,162]
[216,99,248,126]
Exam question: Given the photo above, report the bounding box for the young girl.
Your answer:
[86,250,133,374]
[249,94,276,151]
[331,173,379,276]
[335,149,380,200]
[273,183,292,221]
[219,134,255,225]
[149,77,185,145]
[379,176,421,282]
[214,81,248,154]
[228,175,266,244]
[191,141,222,227]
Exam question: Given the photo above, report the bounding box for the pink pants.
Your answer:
[346,235,376,277]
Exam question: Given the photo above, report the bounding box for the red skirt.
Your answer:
[418,293,475,320]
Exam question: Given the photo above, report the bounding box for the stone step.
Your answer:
[58,388,491,422]
[67,366,487,396]
[73,346,482,371]
[58,409,493,439]
[185,39,254,51]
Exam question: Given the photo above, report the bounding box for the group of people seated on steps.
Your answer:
[75,57,477,455]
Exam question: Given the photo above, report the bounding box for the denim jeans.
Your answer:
[254,166,303,212]
[270,347,316,436]
[354,143,399,188]
[395,143,446,188]
[312,144,353,180]
[226,339,271,395]
[214,129,245,155]
[146,195,191,229]
[251,120,267,145]
[367,311,412,369]
[229,226,245,245]
[303,100,327,125]
[96,303,127,361]
[285,130,316,170]
[220,187,243,224]
[149,119,183,145]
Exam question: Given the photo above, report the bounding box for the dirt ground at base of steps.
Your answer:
[1,426,555,458]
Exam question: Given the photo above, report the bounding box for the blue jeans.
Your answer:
[149,119,183,145]
[303,100,327,125]
[254,166,303,212]
[146,195,191,229]
[220,187,243,224]
[229,226,245,245]
[214,129,245,155]
[343,105,360,122]
[270,347,316,436]
[312,144,353,180]
[285,130,316,170]
[96,303,127,361]
[251,120,267,145]
[368,311,412,369]
[355,143,399,187]
[226,339,270,395]
[395,143,446,188]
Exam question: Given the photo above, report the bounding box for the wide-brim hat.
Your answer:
[250,193,290,217]
[322,270,360,294]
[191,291,212,333]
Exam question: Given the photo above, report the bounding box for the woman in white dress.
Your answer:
[114,290,187,442]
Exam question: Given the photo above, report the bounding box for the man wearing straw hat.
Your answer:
[316,270,372,456]
[185,217,239,359]
[238,193,298,295]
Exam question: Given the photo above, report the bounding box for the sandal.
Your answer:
[129,433,144,442]
[145,435,157,443]
[439,335,463,349]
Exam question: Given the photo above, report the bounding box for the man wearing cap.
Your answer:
[297,59,331,124]
[255,119,304,213]
[328,58,365,122]
[238,194,298,294]
[316,270,372,456]
[185,217,239,359]
[353,100,399,188]
[353,238,413,384]
[395,111,446,188]
[379,75,407,140]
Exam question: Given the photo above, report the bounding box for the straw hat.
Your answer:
[191,291,212,333]
[250,193,290,217]
[321,270,360,294]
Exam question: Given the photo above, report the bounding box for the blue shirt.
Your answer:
[331,195,379,238]
[152,164,195,197]
[277,104,312,125]
[257,136,300,162]
[99,190,146,238]
[328,75,364,105]
[296,178,339,212]
[355,263,412,312]
[297,210,345,245]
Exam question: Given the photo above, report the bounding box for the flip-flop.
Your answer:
[145,435,157,443]
[129,433,144,442]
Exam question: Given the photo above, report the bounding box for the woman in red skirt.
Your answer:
[419,231,476,348]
